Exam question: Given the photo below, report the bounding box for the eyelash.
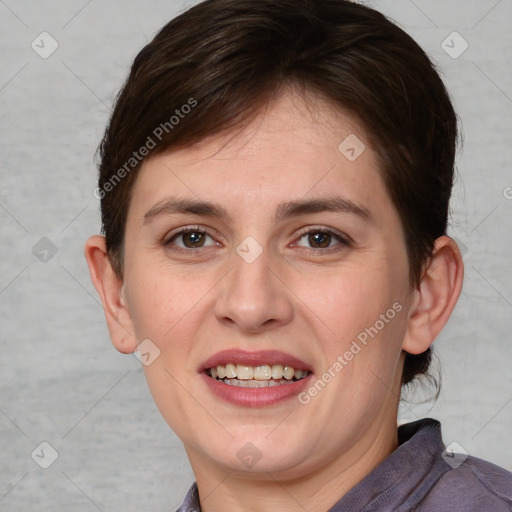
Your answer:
[293,225,351,253]
[164,225,220,254]
[164,225,351,254]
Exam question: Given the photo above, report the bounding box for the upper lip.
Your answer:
[200,349,312,373]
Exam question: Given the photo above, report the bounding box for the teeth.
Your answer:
[210,364,309,382]
[223,378,297,387]
[271,364,284,379]
[253,365,272,380]
[225,363,237,379]
[236,365,253,380]
[283,366,295,380]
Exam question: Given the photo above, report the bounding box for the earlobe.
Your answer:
[83,235,138,354]
[402,236,464,355]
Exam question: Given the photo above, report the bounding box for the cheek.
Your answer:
[124,265,190,341]
[302,266,397,331]
[124,262,217,376]
[296,264,408,373]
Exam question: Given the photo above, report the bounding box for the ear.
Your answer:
[402,235,464,355]
[84,235,138,354]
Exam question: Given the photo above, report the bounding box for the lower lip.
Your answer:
[200,372,313,407]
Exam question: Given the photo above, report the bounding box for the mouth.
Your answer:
[206,363,311,387]
[200,350,313,406]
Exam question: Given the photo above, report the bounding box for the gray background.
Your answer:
[1,0,511,510]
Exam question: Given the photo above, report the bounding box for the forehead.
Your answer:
[128,90,390,221]
[168,91,370,166]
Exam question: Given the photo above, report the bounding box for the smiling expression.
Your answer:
[118,90,414,477]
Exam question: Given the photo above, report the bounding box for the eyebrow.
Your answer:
[275,197,371,223]
[143,196,371,225]
[143,198,231,224]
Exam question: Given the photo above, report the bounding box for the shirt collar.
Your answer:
[328,418,448,511]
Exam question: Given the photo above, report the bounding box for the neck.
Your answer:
[186,409,399,512]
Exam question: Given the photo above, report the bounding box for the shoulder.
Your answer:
[419,455,512,511]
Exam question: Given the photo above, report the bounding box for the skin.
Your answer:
[85,89,463,512]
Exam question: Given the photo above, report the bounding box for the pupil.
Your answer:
[309,232,331,248]
[183,232,205,248]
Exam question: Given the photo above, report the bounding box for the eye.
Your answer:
[294,228,348,250]
[166,228,218,249]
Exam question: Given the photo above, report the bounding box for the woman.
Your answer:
[85,0,512,510]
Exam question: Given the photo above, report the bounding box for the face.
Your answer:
[120,91,413,479]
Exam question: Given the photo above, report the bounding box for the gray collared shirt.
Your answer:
[175,418,512,511]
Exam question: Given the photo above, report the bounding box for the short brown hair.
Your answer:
[96,0,458,386]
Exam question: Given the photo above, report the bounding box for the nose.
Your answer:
[214,247,294,333]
